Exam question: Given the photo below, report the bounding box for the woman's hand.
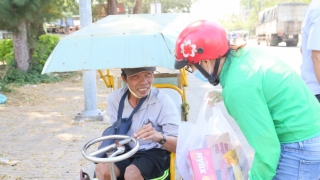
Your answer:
[205,89,223,107]
[133,123,162,142]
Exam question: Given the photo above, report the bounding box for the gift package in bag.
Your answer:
[177,98,217,180]
[205,133,233,180]
[205,132,250,180]
[189,148,217,180]
[206,106,251,180]
[176,91,253,180]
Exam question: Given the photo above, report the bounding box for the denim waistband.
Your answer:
[301,135,320,144]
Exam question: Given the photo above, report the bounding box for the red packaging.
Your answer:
[189,148,218,180]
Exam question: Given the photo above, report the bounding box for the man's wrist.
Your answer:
[157,132,162,142]
[157,132,166,145]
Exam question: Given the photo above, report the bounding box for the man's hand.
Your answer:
[133,124,162,142]
[205,89,223,107]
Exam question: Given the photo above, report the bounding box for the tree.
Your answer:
[108,0,118,15]
[132,0,142,14]
[220,14,245,31]
[0,0,78,71]
[92,0,191,18]
[94,0,118,17]
[138,0,191,13]
[0,0,40,71]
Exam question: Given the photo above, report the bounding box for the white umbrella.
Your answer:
[42,13,191,74]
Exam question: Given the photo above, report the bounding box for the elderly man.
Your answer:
[95,67,180,180]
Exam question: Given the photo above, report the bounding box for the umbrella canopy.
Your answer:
[42,13,191,74]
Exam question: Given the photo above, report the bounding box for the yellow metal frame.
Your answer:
[98,70,115,90]
[170,152,176,180]
[100,68,188,180]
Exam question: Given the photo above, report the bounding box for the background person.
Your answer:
[231,31,237,44]
[95,67,180,180]
[174,20,320,179]
[300,0,320,102]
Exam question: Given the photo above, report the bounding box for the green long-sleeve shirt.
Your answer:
[219,47,320,179]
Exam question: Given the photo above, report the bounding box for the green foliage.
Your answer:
[32,34,60,66]
[0,34,75,92]
[220,14,245,31]
[0,0,79,72]
[0,0,78,32]
[0,0,44,33]
[142,0,191,13]
[0,39,14,64]
[0,82,12,92]
[2,61,60,85]
[0,60,76,93]
[140,0,191,13]
[93,0,191,16]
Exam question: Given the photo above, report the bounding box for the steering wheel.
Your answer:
[82,135,139,163]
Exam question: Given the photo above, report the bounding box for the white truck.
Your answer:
[256,2,308,47]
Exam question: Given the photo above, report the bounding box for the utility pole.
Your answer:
[76,0,106,122]
[155,0,157,13]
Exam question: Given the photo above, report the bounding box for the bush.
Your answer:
[33,34,60,65]
[0,39,14,65]
[0,34,75,92]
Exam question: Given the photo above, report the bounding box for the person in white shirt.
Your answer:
[300,0,320,102]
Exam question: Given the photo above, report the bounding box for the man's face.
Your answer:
[123,71,154,97]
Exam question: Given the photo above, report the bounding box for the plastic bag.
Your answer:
[205,107,251,180]
[177,98,215,180]
[176,93,252,180]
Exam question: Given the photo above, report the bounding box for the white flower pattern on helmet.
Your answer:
[180,40,197,58]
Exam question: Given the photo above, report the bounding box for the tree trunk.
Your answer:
[107,0,117,15]
[132,0,142,14]
[13,21,29,71]
[38,23,46,36]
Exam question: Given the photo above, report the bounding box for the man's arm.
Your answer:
[312,50,320,83]
[300,46,302,54]
[162,136,177,153]
[133,124,178,153]
[153,130,178,153]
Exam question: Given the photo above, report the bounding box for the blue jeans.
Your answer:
[273,135,320,180]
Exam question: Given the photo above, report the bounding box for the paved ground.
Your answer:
[0,74,112,180]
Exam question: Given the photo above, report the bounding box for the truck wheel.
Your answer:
[286,42,298,47]
[287,35,299,47]
[270,35,278,46]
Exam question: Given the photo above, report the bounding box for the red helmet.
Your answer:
[174,20,229,69]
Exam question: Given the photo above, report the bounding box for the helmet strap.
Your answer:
[193,58,221,86]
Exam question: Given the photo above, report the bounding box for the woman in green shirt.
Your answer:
[174,20,320,179]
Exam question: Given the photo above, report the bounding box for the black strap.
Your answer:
[193,58,221,86]
[114,89,147,130]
